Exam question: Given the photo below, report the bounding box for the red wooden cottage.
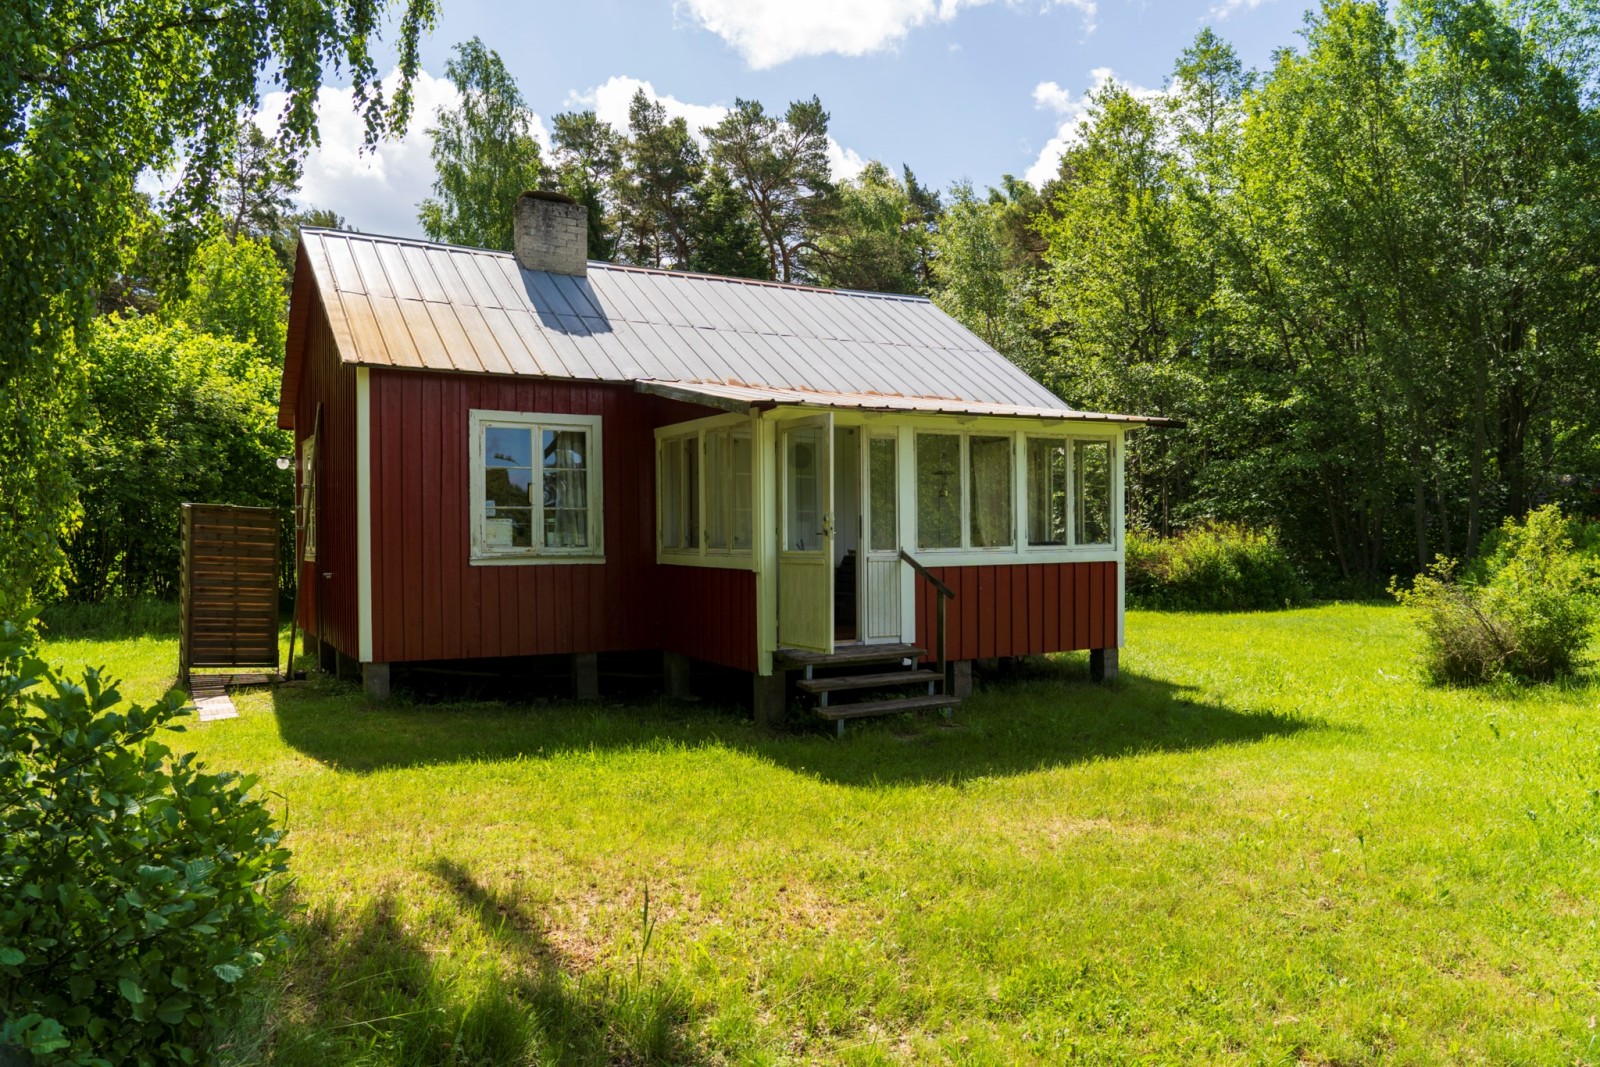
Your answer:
[279,191,1167,727]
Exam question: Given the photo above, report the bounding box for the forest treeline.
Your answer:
[3,0,1599,608]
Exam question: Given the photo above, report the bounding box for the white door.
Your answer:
[777,414,834,653]
[860,431,902,643]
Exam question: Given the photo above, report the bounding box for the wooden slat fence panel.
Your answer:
[180,504,280,684]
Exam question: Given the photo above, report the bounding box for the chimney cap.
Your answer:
[519,189,578,207]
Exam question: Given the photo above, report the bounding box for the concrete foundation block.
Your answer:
[753,670,787,729]
[362,662,390,701]
[573,652,600,701]
[1090,647,1120,683]
[950,660,973,699]
[664,652,692,699]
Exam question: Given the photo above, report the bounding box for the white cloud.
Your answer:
[1208,0,1274,20]
[566,75,868,182]
[566,76,728,141]
[677,0,1097,70]
[253,67,549,239]
[1024,67,1165,186]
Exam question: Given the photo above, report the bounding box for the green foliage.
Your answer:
[931,180,1042,366]
[1394,505,1599,683]
[0,620,289,1064]
[686,166,771,280]
[551,110,625,264]
[168,235,289,357]
[813,161,927,294]
[614,90,703,268]
[1,0,436,617]
[1126,523,1309,611]
[419,38,546,252]
[705,97,835,282]
[67,314,291,601]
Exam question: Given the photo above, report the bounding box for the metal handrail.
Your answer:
[899,549,955,695]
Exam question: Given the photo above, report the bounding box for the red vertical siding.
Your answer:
[657,566,759,673]
[363,368,753,667]
[291,290,360,660]
[915,561,1119,661]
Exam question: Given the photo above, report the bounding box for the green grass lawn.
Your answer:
[37,605,1600,1065]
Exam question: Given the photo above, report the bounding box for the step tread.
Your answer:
[815,694,959,722]
[776,643,927,668]
[796,670,940,694]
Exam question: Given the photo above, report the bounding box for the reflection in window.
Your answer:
[476,414,599,557]
[916,434,961,550]
[786,427,823,551]
[705,430,729,550]
[731,430,753,550]
[542,429,589,549]
[1027,438,1067,546]
[1075,439,1112,546]
[968,435,1013,548]
[869,436,897,552]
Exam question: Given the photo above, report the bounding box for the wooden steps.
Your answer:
[815,694,959,723]
[796,669,939,694]
[777,643,958,735]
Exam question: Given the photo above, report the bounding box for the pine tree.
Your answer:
[687,166,771,279]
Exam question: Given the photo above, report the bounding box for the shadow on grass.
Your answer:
[234,864,693,1066]
[271,654,1317,787]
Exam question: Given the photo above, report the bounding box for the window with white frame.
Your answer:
[298,430,318,563]
[470,410,603,561]
[915,432,1014,551]
[659,423,754,559]
[1026,435,1114,548]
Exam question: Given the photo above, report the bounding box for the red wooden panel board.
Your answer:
[914,561,1121,661]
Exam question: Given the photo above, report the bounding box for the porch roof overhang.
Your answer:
[635,380,1184,427]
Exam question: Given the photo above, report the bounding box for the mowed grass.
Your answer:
[37,604,1600,1065]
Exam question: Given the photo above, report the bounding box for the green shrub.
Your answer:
[1126,523,1309,611]
[1394,506,1599,685]
[0,620,290,1064]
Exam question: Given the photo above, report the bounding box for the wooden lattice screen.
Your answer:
[179,503,280,687]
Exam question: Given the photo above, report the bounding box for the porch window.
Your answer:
[868,435,897,551]
[1075,439,1113,546]
[968,435,1013,548]
[915,433,961,549]
[1025,436,1115,548]
[658,421,754,560]
[470,410,603,562]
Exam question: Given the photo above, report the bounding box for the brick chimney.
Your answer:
[513,190,588,277]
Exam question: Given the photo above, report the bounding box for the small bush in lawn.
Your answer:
[0,620,290,1065]
[1394,506,1599,685]
[1126,523,1308,611]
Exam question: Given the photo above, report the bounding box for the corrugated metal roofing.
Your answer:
[294,228,1081,415]
[635,381,1173,424]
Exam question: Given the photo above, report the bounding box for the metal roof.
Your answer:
[285,228,1163,425]
[635,380,1173,424]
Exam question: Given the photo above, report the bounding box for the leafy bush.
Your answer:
[1394,506,1599,684]
[1126,523,1309,611]
[0,620,289,1064]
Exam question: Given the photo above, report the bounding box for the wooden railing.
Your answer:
[899,549,955,695]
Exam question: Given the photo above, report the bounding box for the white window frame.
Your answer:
[1022,432,1119,551]
[656,414,757,570]
[469,409,604,565]
[913,430,1018,554]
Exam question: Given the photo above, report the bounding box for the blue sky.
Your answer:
[277,0,1314,238]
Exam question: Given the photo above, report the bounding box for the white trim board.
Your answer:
[356,368,374,663]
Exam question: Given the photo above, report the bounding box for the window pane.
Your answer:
[485,507,532,548]
[683,437,700,549]
[869,436,897,551]
[916,434,961,550]
[1028,439,1067,546]
[785,426,823,552]
[706,430,729,550]
[485,466,533,508]
[541,429,589,548]
[660,439,682,549]
[485,427,532,468]
[731,430,753,551]
[969,435,1013,548]
[1075,439,1112,546]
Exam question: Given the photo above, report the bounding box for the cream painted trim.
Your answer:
[356,368,374,663]
[1116,429,1127,648]
[657,552,756,571]
[754,416,778,674]
[468,409,605,564]
[653,414,759,567]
